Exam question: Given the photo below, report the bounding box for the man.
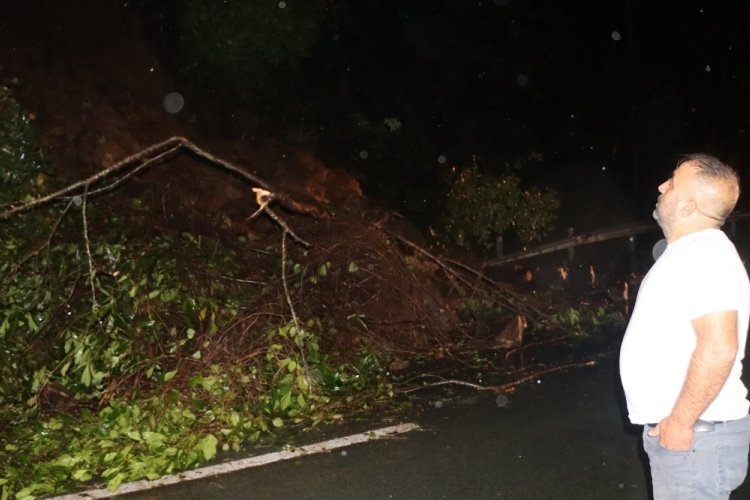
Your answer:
[620,153,750,499]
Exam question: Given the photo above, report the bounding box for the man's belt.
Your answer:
[646,419,730,433]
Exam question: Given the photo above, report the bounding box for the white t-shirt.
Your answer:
[620,228,750,424]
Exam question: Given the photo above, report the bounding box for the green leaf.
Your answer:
[296,374,309,392]
[72,469,92,481]
[107,472,126,491]
[81,363,92,386]
[51,454,74,469]
[143,431,166,447]
[280,390,292,411]
[199,434,218,460]
[271,417,284,428]
[14,486,37,499]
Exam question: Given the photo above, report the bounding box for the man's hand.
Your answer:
[648,416,694,451]
[652,310,738,452]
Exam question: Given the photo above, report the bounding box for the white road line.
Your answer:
[50,422,420,499]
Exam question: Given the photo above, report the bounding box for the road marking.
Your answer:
[50,422,420,499]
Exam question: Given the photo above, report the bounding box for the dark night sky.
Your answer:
[5,0,750,229]
[271,0,750,226]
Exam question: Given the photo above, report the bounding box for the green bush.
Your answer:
[0,74,389,498]
[0,72,48,206]
[438,156,560,254]
[140,0,328,104]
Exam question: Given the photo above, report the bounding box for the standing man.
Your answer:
[620,153,750,499]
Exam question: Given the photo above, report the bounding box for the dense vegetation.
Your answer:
[0,75,391,499]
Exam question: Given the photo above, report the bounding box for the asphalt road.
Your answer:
[105,351,750,500]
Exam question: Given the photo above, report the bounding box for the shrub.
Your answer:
[438,155,559,254]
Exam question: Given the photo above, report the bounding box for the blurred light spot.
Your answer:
[611,31,621,41]
[278,1,286,8]
[516,73,529,86]
[705,65,711,72]
[163,92,185,113]
[359,150,369,159]
[437,155,447,164]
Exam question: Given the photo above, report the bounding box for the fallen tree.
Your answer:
[0,133,615,498]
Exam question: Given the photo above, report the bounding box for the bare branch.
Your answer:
[81,183,98,310]
[399,359,597,394]
[0,136,269,221]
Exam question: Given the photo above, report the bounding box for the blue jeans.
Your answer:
[643,415,750,499]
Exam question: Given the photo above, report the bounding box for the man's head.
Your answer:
[653,153,740,242]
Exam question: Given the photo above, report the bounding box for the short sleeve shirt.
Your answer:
[619,229,750,424]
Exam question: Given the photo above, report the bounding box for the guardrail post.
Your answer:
[566,227,575,261]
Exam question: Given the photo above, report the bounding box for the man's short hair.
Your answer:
[678,153,740,221]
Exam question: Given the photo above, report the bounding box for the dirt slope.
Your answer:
[0,0,505,354]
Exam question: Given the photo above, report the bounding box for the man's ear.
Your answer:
[678,199,697,217]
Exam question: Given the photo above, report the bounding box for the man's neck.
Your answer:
[665,224,717,244]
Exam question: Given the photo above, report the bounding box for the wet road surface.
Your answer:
[108,351,750,499]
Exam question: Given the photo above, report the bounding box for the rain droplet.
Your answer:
[705,65,711,72]
[434,400,444,408]
[340,450,347,456]
[163,92,185,114]
[437,155,447,164]
[359,150,369,159]
[516,73,529,87]
[72,196,82,207]
[495,394,509,407]
[278,1,286,8]
[611,31,621,41]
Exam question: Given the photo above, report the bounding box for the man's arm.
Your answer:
[650,310,739,450]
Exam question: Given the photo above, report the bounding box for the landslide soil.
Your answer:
[0,1,593,376]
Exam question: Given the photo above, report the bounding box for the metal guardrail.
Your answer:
[485,212,750,267]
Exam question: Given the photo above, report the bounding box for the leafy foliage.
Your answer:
[438,155,560,254]
[0,72,47,206]
[139,0,329,105]
[0,76,389,499]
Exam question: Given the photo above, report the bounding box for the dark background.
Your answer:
[6,0,750,232]
[144,0,750,229]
